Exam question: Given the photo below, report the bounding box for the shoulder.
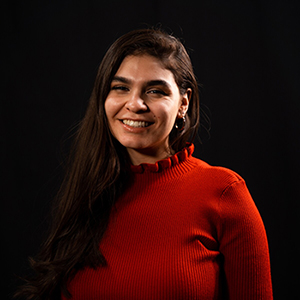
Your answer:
[189,158,257,214]
[188,158,260,223]
[188,156,244,191]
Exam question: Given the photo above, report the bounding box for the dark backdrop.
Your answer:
[3,1,300,299]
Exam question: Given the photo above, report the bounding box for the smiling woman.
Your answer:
[16,28,273,300]
[105,54,191,165]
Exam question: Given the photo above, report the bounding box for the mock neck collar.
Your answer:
[130,144,194,174]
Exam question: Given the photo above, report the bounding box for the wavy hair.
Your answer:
[15,28,202,299]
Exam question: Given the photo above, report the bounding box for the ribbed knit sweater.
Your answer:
[63,144,273,299]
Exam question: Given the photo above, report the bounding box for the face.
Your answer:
[104,54,190,164]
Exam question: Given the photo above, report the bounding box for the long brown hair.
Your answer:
[16,28,201,299]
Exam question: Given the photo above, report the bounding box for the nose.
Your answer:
[125,91,148,113]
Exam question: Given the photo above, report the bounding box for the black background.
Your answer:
[3,0,300,299]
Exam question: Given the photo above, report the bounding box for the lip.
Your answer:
[119,118,154,123]
[119,119,154,133]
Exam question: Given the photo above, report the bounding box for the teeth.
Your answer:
[122,120,150,128]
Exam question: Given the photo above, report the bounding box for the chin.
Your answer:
[117,137,151,150]
[121,141,150,151]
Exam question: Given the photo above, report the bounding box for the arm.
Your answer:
[217,179,273,300]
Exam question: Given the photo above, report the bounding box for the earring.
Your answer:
[175,116,186,131]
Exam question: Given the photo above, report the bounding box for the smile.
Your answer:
[122,120,152,128]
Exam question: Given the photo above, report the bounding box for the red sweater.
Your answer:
[63,144,273,299]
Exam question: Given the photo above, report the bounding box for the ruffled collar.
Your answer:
[130,144,194,174]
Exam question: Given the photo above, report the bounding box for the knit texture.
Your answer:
[63,144,273,299]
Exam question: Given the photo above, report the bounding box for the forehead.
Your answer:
[115,54,176,85]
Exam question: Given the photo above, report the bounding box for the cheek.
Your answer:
[104,99,119,138]
[104,99,120,138]
[154,103,178,127]
[104,101,111,121]
[105,97,121,120]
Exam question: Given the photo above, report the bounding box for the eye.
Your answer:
[111,85,129,92]
[147,89,167,96]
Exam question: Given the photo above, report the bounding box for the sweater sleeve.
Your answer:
[217,178,273,300]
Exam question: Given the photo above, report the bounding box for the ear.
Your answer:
[178,88,192,118]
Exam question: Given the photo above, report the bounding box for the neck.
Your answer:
[127,147,174,165]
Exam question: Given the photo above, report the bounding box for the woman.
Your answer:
[17,28,273,299]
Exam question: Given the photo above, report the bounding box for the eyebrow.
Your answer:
[112,76,172,89]
[112,76,131,84]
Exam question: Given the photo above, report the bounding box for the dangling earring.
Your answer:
[175,116,186,132]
